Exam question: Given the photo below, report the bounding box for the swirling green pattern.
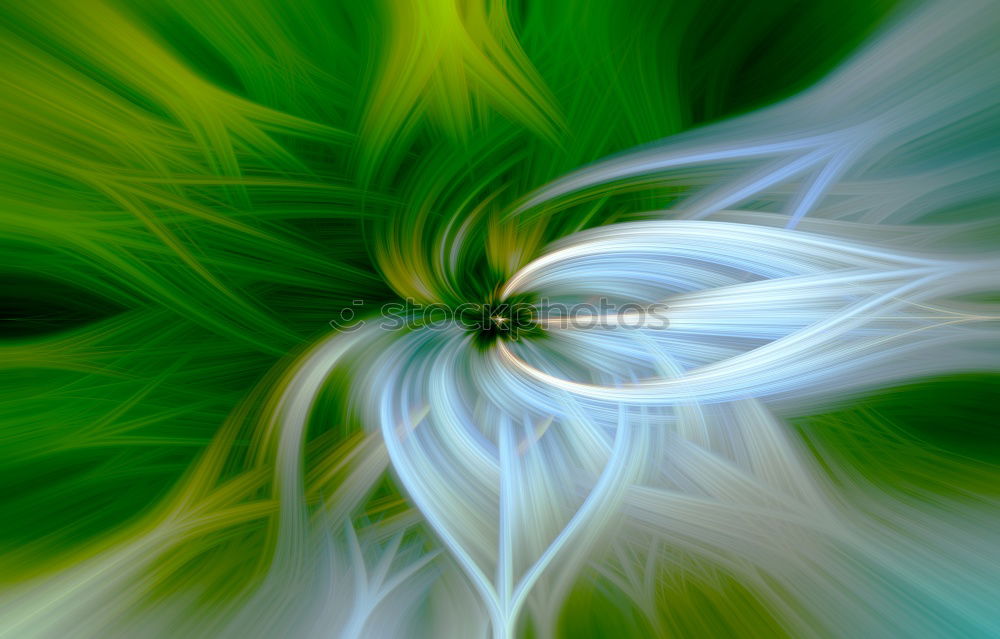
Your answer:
[2,1,998,637]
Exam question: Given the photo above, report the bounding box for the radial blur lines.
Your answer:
[1,0,999,638]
